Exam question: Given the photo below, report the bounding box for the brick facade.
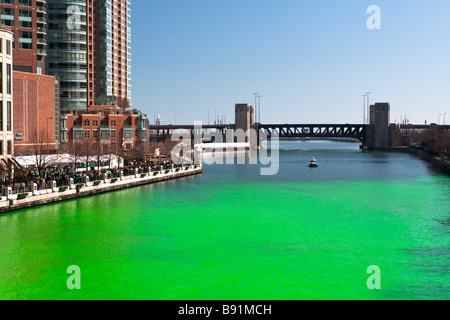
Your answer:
[13,71,59,154]
[60,105,148,155]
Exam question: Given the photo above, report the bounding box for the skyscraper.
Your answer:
[0,0,47,74]
[95,0,131,106]
[46,0,131,112]
[46,0,88,111]
[0,1,60,155]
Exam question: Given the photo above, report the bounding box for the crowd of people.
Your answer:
[2,159,184,196]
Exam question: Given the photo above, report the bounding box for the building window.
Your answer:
[73,131,84,140]
[18,0,32,7]
[84,130,90,139]
[19,10,32,28]
[0,64,2,93]
[93,130,98,138]
[124,130,134,139]
[93,120,98,126]
[111,120,116,126]
[13,65,32,73]
[0,101,2,131]
[6,64,11,94]
[100,131,110,139]
[6,40,11,55]
[84,120,90,126]
[5,63,11,95]
[7,102,11,131]
[7,141,12,155]
[111,130,116,138]
[19,31,33,49]
[1,8,14,27]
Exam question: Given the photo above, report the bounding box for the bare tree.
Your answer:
[116,97,130,110]
[67,140,90,173]
[92,141,107,171]
[22,128,54,175]
[408,127,450,156]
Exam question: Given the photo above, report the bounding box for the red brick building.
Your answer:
[0,0,47,74]
[13,71,60,155]
[60,105,148,155]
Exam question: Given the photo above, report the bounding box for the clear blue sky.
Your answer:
[131,0,450,125]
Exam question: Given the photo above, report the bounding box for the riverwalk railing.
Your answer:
[0,164,202,209]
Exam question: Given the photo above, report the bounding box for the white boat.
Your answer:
[309,157,318,168]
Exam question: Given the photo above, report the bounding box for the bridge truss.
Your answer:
[258,124,368,142]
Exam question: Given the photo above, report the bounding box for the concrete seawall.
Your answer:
[0,165,203,214]
[408,148,450,175]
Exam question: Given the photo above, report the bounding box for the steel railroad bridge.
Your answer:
[148,103,449,150]
[148,123,369,147]
[258,123,367,141]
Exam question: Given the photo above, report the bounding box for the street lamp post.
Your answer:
[47,117,53,150]
[257,94,262,123]
[438,114,441,125]
[362,94,367,124]
[365,92,371,124]
[253,93,259,123]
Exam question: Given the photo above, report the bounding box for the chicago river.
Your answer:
[0,141,448,299]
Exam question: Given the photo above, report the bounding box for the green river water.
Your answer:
[0,141,448,300]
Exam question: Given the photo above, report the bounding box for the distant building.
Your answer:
[60,105,148,154]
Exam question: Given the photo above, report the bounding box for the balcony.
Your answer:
[37,49,47,56]
[36,17,46,24]
[123,125,134,140]
[73,126,84,140]
[36,6,46,13]
[100,126,111,140]
[0,25,12,32]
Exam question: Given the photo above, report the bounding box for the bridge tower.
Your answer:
[235,104,255,143]
[367,102,391,149]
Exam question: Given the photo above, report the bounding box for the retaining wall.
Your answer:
[0,165,203,214]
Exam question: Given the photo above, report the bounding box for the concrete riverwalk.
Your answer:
[0,165,203,214]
